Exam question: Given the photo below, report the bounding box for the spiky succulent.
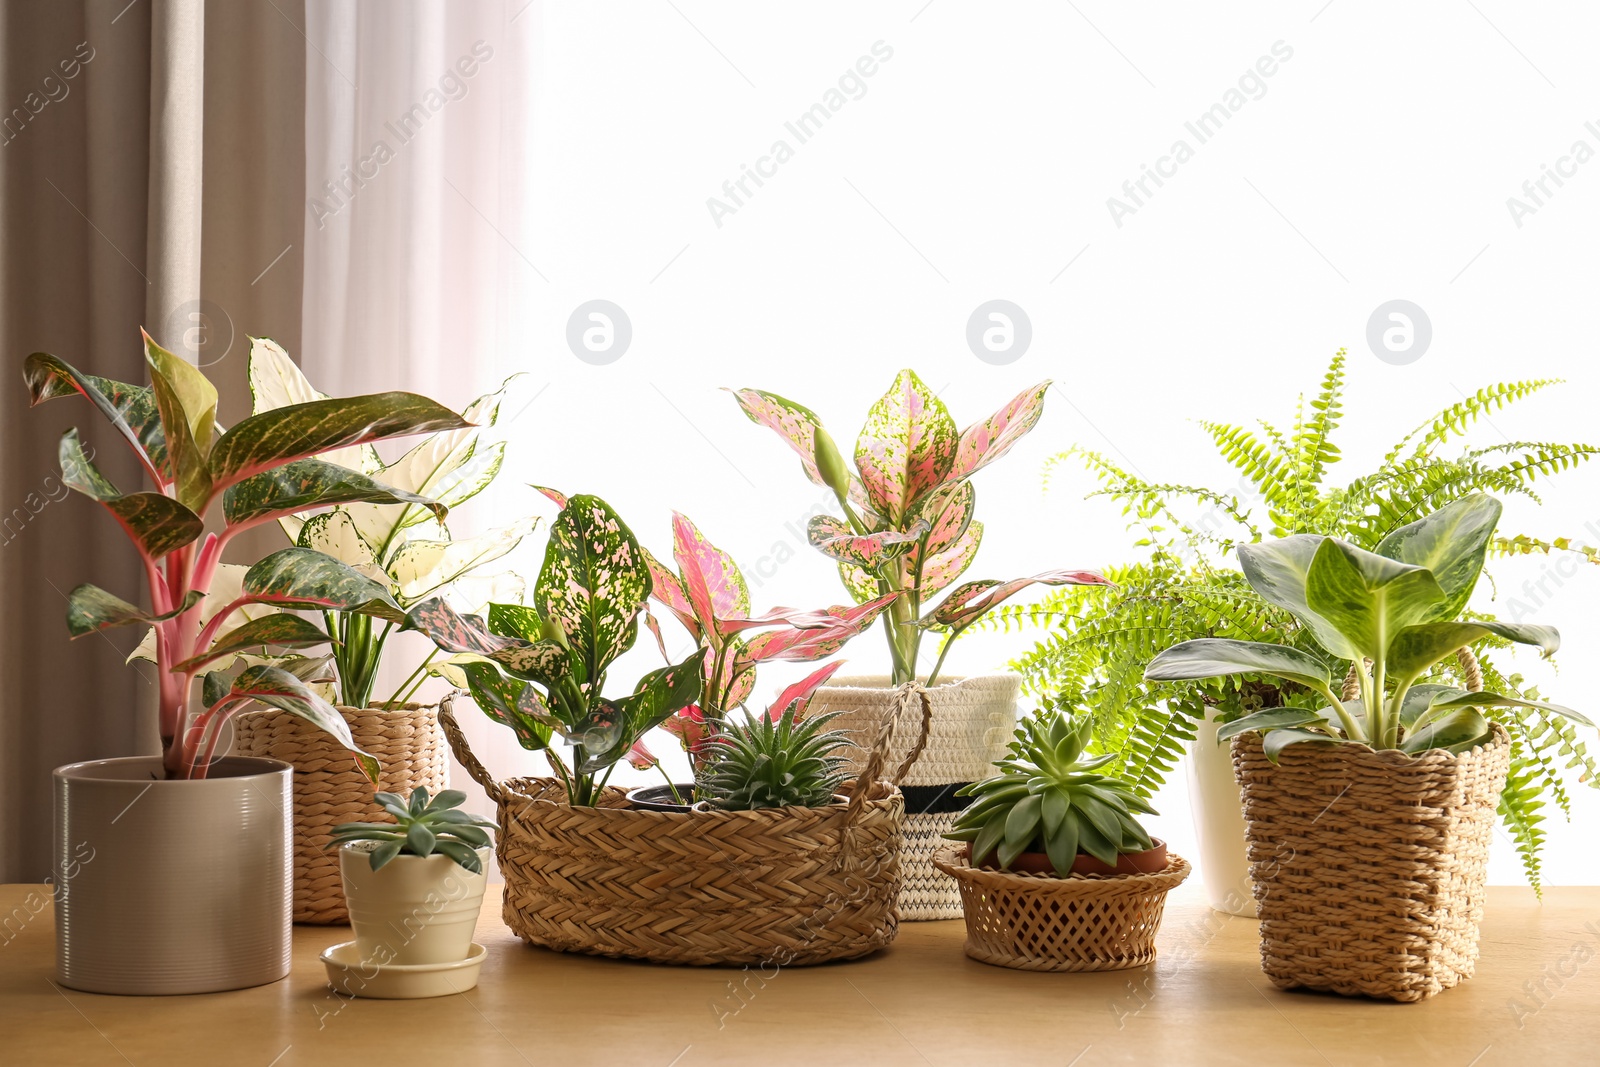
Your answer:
[698,709,855,811]
[947,710,1155,875]
[328,787,497,873]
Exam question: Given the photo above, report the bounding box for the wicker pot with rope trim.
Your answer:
[231,702,449,924]
[808,674,1021,920]
[439,686,931,966]
[1232,647,1510,1002]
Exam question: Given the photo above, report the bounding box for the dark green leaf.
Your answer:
[242,548,404,621]
[405,821,436,856]
[222,458,448,529]
[1401,707,1492,754]
[461,662,555,751]
[171,614,332,673]
[1262,728,1344,763]
[24,352,169,482]
[1145,637,1332,690]
[370,840,404,870]
[66,584,203,638]
[60,429,202,559]
[1215,706,1325,743]
[1388,620,1560,679]
[217,664,379,782]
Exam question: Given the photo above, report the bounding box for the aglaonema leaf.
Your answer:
[807,515,928,570]
[144,330,217,509]
[1144,637,1334,692]
[741,592,901,663]
[460,661,556,752]
[670,512,750,639]
[1237,535,1353,658]
[534,494,650,683]
[171,614,333,673]
[728,387,875,514]
[242,547,405,621]
[946,379,1050,485]
[406,597,570,685]
[1304,538,1447,660]
[926,569,1113,632]
[219,665,378,782]
[222,458,449,530]
[59,429,203,559]
[1387,620,1560,680]
[247,337,380,475]
[1375,494,1501,622]
[853,369,957,521]
[24,352,169,483]
[643,547,700,639]
[208,392,471,491]
[67,584,203,637]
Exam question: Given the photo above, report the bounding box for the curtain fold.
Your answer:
[0,0,306,883]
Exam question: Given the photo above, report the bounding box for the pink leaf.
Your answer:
[948,381,1051,484]
[914,480,974,557]
[643,609,672,663]
[765,661,845,720]
[807,515,928,569]
[916,521,983,599]
[662,704,711,755]
[532,485,568,508]
[671,512,750,639]
[743,592,901,663]
[626,738,657,770]
[643,547,699,641]
[928,568,1112,631]
[853,370,957,521]
[729,387,877,516]
[714,605,838,635]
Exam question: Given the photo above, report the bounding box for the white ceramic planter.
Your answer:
[1186,715,1255,917]
[53,756,292,995]
[339,845,490,966]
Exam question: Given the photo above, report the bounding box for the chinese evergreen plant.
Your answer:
[402,492,705,805]
[25,332,469,779]
[992,351,1599,886]
[248,340,536,709]
[732,370,1109,685]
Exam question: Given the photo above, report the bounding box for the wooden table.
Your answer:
[2,882,1595,1066]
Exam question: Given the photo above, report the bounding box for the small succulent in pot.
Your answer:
[329,787,497,873]
[947,710,1158,876]
[698,708,856,811]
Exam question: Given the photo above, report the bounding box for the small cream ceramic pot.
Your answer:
[338,843,490,966]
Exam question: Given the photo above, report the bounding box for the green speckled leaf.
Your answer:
[171,614,332,673]
[24,352,170,482]
[242,548,404,621]
[534,494,650,683]
[219,665,378,782]
[222,458,448,529]
[461,662,555,752]
[66,584,203,637]
[58,429,203,560]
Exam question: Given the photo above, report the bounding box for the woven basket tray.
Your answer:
[439,687,932,966]
[810,675,1019,920]
[933,845,1191,971]
[231,702,447,924]
[1232,720,1510,1002]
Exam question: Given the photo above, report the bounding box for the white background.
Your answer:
[371,2,1600,887]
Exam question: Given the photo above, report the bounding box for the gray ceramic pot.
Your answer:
[53,755,292,995]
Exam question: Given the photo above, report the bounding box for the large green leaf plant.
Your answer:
[25,331,470,779]
[989,350,1600,886]
[244,340,537,709]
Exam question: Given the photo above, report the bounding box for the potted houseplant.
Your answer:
[225,339,535,923]
[320,787,496,999]
[997,349,1600,910]
[407,492,920,966]
[933,709,1190,971]
[1145,494,1591,1001]
[625,509,898,808]
[27,331,468,994]
[696,705,855,810]
[731,369,1110,917]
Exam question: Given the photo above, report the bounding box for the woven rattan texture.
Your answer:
[231,703,447,924]
[933,845,1191,971]
[810,675,1019,920]
[1231,723,1510,1002]
[440,686,932,966]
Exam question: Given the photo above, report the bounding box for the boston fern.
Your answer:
[987,349,1599,888]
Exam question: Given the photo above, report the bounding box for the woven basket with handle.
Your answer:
[933,845,1191,971]
[231,702,448,924]
[439,684,932,966]
[1233,647,1510,1002]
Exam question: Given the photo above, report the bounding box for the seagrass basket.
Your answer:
[933,845,1191,971]
[439,687,931,966]
[1233,649,1510,1002]
[231,702,448,924]
[810,675,1020,919]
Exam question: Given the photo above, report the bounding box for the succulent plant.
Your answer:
[698,708,855,811]
[328,787,497,873]
[947,710,1155,874]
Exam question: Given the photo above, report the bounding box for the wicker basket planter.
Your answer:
[933,844,1191,971]
[809,674,1020,919]
[1231,722,1511,1002]
[231,702,448,924]
[438,689,930,966]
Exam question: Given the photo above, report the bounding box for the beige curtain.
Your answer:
[0,0,306,883]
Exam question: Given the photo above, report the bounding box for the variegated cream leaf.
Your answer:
[387,515,539,604]
[297,511,386,580]
[247,337,380,474]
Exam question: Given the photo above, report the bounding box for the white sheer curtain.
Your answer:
[301,0,545,825]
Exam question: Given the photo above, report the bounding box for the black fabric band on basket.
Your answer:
[899,783,975,816]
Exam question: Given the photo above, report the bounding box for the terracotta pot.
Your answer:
[625,784,697,812]
[967,838,1169,877]
[53,756,292,995]
[339,844,490,966]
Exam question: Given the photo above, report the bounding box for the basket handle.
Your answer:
[841,681,934,826]
[1340,646,1483,701]
[439,692,509,805]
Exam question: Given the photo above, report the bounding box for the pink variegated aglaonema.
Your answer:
[732,371,1113,684]
[26,332,474,779]
[635,512,897,765]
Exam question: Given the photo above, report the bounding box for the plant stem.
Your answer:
[925,633,956,688]
[384,649,438,708]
